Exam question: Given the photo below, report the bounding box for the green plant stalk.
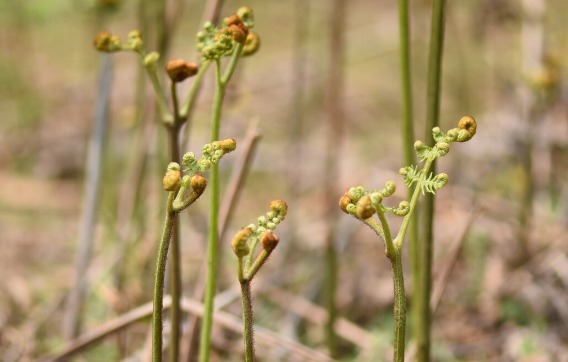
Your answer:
[397,0,420,345]
[418,1,446,360]
[391,250,406,362]
[240,280,255,362]
[364,218,404,362]
[397,0,415,163]
[244,250,270,281]
[199,44,243,362]
[179,60,212,119]
[152,192,177,362]
[142,60,173,124]
[237,255,255,361]
[167,82,182,362]
[363,157,434,362]
[199,59,223,362]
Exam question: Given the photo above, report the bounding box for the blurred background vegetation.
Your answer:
[0,0,567,361]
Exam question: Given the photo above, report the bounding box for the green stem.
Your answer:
[142,56,173,124]
[152,192,177,362]
[240,281,255,362]
[397,0,420,347]
[363,218,405,361]
[244,249,271,281]
[396,158,434,246]
[244,236,260,271]
[221,43,244,85]
[398,0,415,159]
[199,45,243,362]
[376,209,395,256]
[199,60,225,362]
[391,249,406,362]
[167,82,182,362]
[419,1,446,360]
[179,61,212,119]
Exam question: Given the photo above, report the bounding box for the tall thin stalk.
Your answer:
[396,0,419,349]
[167,83,182,362]
[418,1,446,360]
[199,44,244,362]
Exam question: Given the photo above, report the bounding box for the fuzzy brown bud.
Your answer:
[163,169,181,191]
[190,174,207,195]
[457,116,477,139]
[165,60,199,82]
[355,195,375,220]
[260,230,279,251]
[94,31,121,52]
[229,24,247,44]
[231,228,252,257]
[269,200,288,218]
[217,138,237,153]
[339,194,352,214]
[226,14,241,27]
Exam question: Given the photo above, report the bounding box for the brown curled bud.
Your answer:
[163,169,181,191]
[226,14,241,27]
[229,24,247,44]
[165,60,199,82]
[242,32,260,56]
[260,230,279,251]
[231,227,252,257]
[457,116,477,139]
[269,200,288,218]
[94,31,121,52]
[355,195,375,220]
[339,194,352,214]
[190,174,207,195]
[217,138,237,153]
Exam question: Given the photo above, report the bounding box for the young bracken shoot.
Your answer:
[230,200,288,362]
[339,116,477,362]
[153,139,236,362]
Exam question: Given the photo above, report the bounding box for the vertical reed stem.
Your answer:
[418,1,446,361]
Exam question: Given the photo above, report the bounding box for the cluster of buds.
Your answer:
[231,200,288,281]
[93,29,144,53]
[93,31,122,52]
[182,138,237,174]
[340,183,409,220]
[196,6,259,60]
[161,162,208,212]
[197,22,235,60]
[225,14,249,44]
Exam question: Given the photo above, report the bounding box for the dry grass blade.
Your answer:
[40,296,334,362]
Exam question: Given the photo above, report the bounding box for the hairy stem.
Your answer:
[240,281,255,362]
[152,192,177,362]
[363,218,405,361]
[419,1,446,360]
[391,249,406,362]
